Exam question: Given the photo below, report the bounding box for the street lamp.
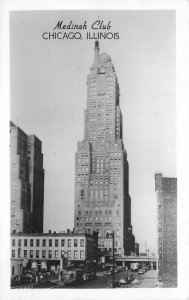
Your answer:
[61,250,67,269]
[106,231,115,288]
[146,249,149,267]
[18,247,21,283]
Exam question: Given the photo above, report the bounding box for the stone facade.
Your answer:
[11,231,98,274]
[10,122,44,233]
[74,42,134,256]
[155,173,177,287]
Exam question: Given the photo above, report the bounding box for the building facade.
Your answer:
[11,230,98,275]
[155,173,177,287]
[10,122,44,233]
[74,41,134,256]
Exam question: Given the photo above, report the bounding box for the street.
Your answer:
[70,269,156,289]
[12,269,157,289]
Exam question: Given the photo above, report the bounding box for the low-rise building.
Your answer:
[11,230,98,276]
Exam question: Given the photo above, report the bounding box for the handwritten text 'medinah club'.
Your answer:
[53,20,112,30]
[42,19,119,40]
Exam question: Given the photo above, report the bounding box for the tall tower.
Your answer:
[74,42,134,255]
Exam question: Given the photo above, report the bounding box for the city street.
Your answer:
[11,269,157,289]
[71,269,157,289]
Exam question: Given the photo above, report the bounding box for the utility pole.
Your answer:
[106,231,115,288]
[112,231,115,289]
[146,249,149,267]
[18,247,21,283]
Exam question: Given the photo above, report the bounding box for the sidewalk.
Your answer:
[135,270,157,288]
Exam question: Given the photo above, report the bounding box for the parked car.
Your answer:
[20,273,34,284]
[142,266,148,273]
[126,273,134,282]
[106,269,113,275]
[138,269,145,274]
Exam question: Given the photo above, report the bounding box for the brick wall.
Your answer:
[155,173,177,288]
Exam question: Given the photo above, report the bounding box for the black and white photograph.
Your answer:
[0,2,189,300]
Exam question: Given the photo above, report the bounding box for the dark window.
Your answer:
[30,239,33,247]
[61,250,65,258]
[36,250,39,258]
[49,239,52,247]
[74,239,78,247]
[36,239,40,247]
[12,239,15,247]
[42,250,46,258]
[12,266,15,276]
[49,250,52,258]
[18,239,21,246]
[24,250,27,257]
[12,250,15,258]
[24,239,27,247]
[30,250,33,258]
[55,239,58,247]
[61,239,65,247]
[42,239,46,247]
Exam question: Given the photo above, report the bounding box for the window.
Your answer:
[55,250,58,259]
[116,230,120,237]
[68,239,71,247]
[80,239,84,247]
[49,239,52,247]
[61,250,65,258]
[30,250,33,258]
[61,239,65,247]
[30,239,33,247]
[36,250,39,258]
[12,250,15,258]
[42,250,46,258]
[49,250,52,258]
[24,239,27,247]
[36,239,40,247]
[18,239,21,246]
[42,239,46,247]
[74,250,77,259]
[12,266,15,276]
[55,239,58,247]
[24,250,27,257]
[80,250,84,259]
[12,239,15,247]
[74,239,78,247]
[67,250,71,259]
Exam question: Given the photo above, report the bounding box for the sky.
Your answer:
[10,10,176,253]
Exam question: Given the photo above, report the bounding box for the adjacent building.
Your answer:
[155,173,177,287]
[74,41,135,256]
[10,122,44,234]
[11,230,98,275]
[135,242,139,256]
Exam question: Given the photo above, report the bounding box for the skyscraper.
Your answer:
[10,122,44,233]
[74,42,134,256]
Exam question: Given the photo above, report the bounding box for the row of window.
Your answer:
[12,238,84,248]
[12,249,84,260]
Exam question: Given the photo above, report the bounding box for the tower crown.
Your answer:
[98,52,111,63]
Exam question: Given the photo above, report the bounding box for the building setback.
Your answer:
[10,122,44,233]
[74,41,135,256]
[155,173,177,287]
